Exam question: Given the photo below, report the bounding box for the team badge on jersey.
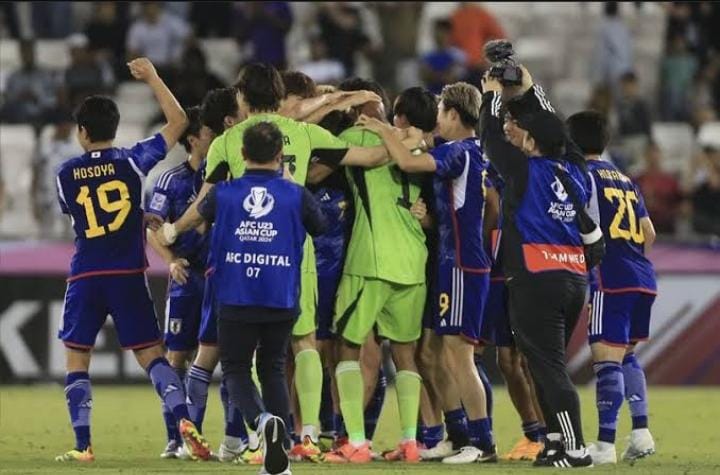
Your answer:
[243,186,275,219]
[149,192,167,213]
[169,318,182,335]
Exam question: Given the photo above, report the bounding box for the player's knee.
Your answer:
[166,350,190,368]
[590,341,626,363]
[133,344,165,370]
[194,344,219,370]
[418,344,436,372]
[65,347,91,372]
[292,332,316,353]
[390,341,418,371]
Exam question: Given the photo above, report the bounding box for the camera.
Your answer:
[484,39,523,86]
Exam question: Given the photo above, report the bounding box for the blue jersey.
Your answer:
[210,173,308,310]
[312,186,350,277]
[587,160,656,293]
[512,157,589,276]
[147,161,209,269]
[56,134,167,280]
[430,137,491,272]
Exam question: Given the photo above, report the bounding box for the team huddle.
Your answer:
[53,55,658,472]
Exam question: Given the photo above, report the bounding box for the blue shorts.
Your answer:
[198,272,218,345]
[316,273,340,340]
[433,266,490,343]
[480,279,514,347]
[588,290,655,346]
[164,270,205,351]
[59,273,161,350]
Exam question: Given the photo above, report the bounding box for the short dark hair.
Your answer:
[282,71,317,99]
[201,87,238,136]
[566,111,610,155]
[243,121,283,164]
[179,106,203,153]
[73,95,120,142]
[317,110,355,136]
[235,63,285,112]
[338,77,389,112]
[394,87,438,132]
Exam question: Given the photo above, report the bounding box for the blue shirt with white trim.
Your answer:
[56,133,167,280]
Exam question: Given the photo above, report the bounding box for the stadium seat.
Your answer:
[0,125,37,236]
[697,122,720,150]
[551,78,592,116]
[651,122,695,174]
[200,39,241,85]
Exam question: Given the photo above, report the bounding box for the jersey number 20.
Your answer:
[76,180,131,238]
[604,187,644,244]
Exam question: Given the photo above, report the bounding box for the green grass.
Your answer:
[0,384,718,474]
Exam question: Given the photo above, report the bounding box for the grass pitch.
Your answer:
[0,384,718,474]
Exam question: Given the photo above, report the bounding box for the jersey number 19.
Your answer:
[76,180,131,238]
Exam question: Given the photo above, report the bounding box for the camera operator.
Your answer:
[479,52,600,469]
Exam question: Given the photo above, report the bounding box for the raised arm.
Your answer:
[356,115,435,173]
[127,57,187,150]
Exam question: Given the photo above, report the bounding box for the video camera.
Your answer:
[484,39,523,86]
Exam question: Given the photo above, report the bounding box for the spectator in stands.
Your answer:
[373,2,423,96]
[0,2,20,38]
[84,2,130,81]
[297,36,345,85]
[317,3,373,76]
[172,45,224,107]
[126,2,190,74]
[32,108,81,238]
[690,63,719,129]
[634,142,683,235]
[449,2,505,84]
[660,32,699,121]
[62,33,115,109]
[420,18,467,95]
[0,39,57,129]
[617,72,652,139]
[31,2,72,39]
[591,1,633,90]
[234,2,293,69]
[691,140,720,236]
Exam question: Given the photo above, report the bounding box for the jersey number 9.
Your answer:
[75,180,131,238]
[604,187,644,244]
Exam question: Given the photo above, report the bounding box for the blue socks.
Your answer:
[162,366,186,443]
[522,421,545,442]
[468,417,494,452]
[623,353,649,429]
[186,364,212,432]
[444,408,469,448]
[365,369,386,441]
[65,372,92,451]
[421,424,444,449]
[594,361,625,444]
[148,357,190,422]
[220,377,249,443]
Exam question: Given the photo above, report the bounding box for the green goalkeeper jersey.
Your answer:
[205,112,350,185]
[205,112,350,274]
[340,127,427,285]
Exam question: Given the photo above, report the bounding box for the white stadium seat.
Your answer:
[651,122,695,174]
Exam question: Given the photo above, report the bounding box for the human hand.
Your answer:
[156,222,177,246]
[169,258,189,285]
[144,213,163,232]
[410,198,427,221]
[356,114,391,134]
[481,71,503,94]
[347,90,382,107]
[127,57,159,83]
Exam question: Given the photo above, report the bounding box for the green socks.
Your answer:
[336,360,366,444]
[294,349,323,433]
[396,370,422,440]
